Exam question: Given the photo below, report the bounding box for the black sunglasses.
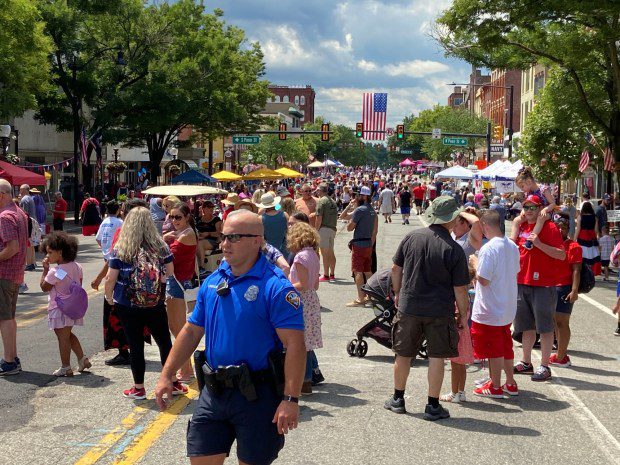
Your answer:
[221,233,260,243]
[217,280,230,296]
[169,214,184,220]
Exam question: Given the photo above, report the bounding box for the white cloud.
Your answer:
[259,26,315,67]
[357,59,378,71]
[320,33,353,52]
[385,60,450,77]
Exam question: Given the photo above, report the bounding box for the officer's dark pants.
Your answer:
[116,303,172,384]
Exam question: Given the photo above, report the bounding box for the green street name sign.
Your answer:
[232,136,260,144]
[400,149,413,155]
[442,137,468,146]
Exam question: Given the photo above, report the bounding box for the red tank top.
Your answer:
[170,240,197,281]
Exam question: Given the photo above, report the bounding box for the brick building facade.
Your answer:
[268,85,315,126]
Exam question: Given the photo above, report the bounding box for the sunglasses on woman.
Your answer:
[522,205,539,211]
[170,214,185,220]
[221,233,260,243]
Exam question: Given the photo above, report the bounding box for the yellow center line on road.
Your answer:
[17,288,102,327]
[111,381,199,465]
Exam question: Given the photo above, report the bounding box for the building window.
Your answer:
[300,96,305,105]
[294,95,299,105]
[274,95,280,103]
[283,95,289,103]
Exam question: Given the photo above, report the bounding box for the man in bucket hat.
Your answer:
[384,196,470,420]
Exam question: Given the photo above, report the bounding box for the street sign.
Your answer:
[432,128,441,139]
[490,144,504,153]
[400,149,413,155]
[442,137,468,146]
[386,127,394,136]
[232,136,260,144]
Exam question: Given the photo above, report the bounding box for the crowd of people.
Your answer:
[0,164,619,463]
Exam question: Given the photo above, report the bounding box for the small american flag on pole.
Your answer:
[578,149,590,173]
[79,127,88,165]
[604,146,614,171]
[362,92,388,140]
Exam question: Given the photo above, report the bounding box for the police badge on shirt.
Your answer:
[285,290,301,309]
[244,285,259,302]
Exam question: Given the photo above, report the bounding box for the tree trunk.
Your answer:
[208,138,213,175]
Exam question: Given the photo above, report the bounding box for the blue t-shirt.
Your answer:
[188,253,304,371]
[108,246,173,307]
[352,203,376,248]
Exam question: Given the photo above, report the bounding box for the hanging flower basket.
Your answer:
[106,162,127,174]
[6,154,20,165]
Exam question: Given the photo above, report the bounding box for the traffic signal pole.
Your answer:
[508,85,514,159]
[486,121,492,164]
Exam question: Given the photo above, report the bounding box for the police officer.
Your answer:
[155,210,306,465]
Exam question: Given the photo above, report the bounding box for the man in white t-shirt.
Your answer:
[95,200,123,260]
[378,185,395,223]
[469,209,521,398]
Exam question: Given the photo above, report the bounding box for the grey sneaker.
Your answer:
[384,396,406,414]
[424,403,450,421]
[18,283,28,294]
[531,365,552,382]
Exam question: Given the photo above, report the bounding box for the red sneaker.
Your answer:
[329,275,336,282]
[123,386,146,400]
[473,380,504,398]
[501,382,519,396]
[318,275,330,282]
[549,353,571,368]
[172,381,188,396]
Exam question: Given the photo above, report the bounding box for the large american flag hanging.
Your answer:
[362,92,387,140]
[578,149,590,173]
[604,146,614,171]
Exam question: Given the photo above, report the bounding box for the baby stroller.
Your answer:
[346,269,427,359]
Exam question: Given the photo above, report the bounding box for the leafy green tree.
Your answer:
[436,0,620,160]
[396,106,488,162]
[109,1,270,180]
[244,132,309,168]
[519,67,606,182]
[0,0,51,119]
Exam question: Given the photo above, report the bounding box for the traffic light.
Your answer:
[279,122,287,140]
[493,125,503,141]
[355,123,364,138]
[321,123,330,142]
[396,124,405,140]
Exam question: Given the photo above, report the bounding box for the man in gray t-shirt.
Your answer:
[19,185,37,219]
[385,196,470,421]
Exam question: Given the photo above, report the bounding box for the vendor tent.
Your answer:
[275,167,304,178]
[0,161,46,186]
[495,159,523,180]
[212,170,242,181]
[307,161,324,168]
[434,165,474,180]
[399,158,416,167]
[170,169,215,184]
[243,168,285,180]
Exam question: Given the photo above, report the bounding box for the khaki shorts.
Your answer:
[318,227,336,249]
[0,279,19,320]
[392,313,459,359]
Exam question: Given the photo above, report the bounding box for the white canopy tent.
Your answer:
[435,165,475,180]
[476,160,511,180]
[495,159,523,180]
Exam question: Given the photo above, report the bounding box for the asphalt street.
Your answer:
[0,215,618,465]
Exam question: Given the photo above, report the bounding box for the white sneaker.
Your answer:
[18,283,28,294]
[474,376,491,387]
[439,391,466,403]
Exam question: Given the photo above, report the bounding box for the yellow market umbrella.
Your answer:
[275,167,304,178]
[307,160,324,168]
[243,168,285,180]
[212,170,242,181]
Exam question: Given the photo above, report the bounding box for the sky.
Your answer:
[207,0,471,128]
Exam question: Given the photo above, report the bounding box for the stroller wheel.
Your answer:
[355,340,368,357]
[346,340,357,357]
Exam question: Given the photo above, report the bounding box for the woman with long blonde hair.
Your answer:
[287,221,324,394]
[105,207,188,400]
[161,195,181,234]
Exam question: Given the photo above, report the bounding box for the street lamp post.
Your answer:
[449,82,515,160]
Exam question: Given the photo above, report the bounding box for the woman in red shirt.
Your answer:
[550,212,582,368]
[164,202,197,381]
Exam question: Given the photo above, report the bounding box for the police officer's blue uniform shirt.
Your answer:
[188,253,304,371]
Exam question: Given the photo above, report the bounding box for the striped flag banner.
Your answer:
[579,149,590,173]
[604,146,614,171]
[362,92,388,140]
[79,127,88,165]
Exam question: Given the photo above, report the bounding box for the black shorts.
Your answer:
[414,199,423,207]
[601,259,610,267]
[187,383,283,465]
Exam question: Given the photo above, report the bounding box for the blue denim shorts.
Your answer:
[166,276,193,299]
[187,383,283,463]
[555,285,575,315]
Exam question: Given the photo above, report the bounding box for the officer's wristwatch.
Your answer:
[282,395,299,404]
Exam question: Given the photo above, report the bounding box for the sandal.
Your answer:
[345,300,365,307]
[77,357,92,373]
[53,366,74,377]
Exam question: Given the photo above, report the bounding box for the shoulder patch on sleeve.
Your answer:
[285,290,301,309]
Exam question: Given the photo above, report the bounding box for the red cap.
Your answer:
[523,194,542,206]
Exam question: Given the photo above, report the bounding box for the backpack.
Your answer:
[29,216,42,245]
[578,263,595,294]
[124,247,164,307]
